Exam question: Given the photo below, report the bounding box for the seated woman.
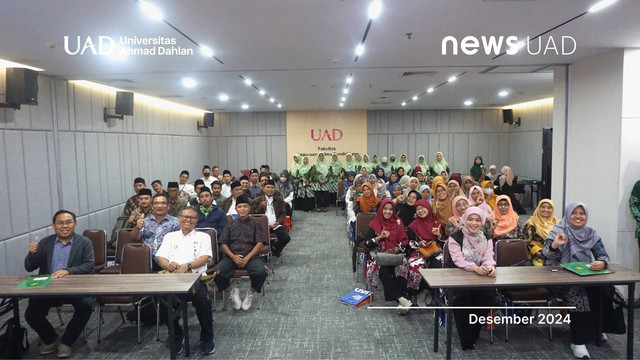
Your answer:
[440,171,448,182]
[396,167,406,179]
[468,185,492,217]
[394,190,421,227]
[542,203,626,359]
[462,175,475,197]
[354,183,380,217]
[406,199,444,305]
[368,174,377,187]
[276,170,295,216]
[386,172,399,191]
[345,177,365,230]
[446,196,469,237]
[419,185,431,202]
[446,207,496,350]
[375,178,390,200]
[406,177,421,195]
[398,175,411,193]
[446,179,465,199]
[364,199,413,314]
[343,171,356,198]
[481,180,496,210]
[376,168,388,182]
[389,183,403,200]
[523,199,560,266]
[470,156,486,183]
[494,166,526,215]
[415,169,426,186]
[487,195,523,241]
[431,177,453,224]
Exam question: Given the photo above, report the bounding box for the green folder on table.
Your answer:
[561,262,615,276]
[15,276,53,289]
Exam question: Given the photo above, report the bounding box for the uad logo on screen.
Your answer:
[310,129,343,141]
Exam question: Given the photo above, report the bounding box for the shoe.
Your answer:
[601,333,607,342]
[40,336,60,355]
[397,296,412,315]
[242,291,255,311]
[570,344,590,359]
[174,337,184,355]
[57,343,71,358]
[415,289,430,307]
[229,288,242,310]
[201,339,215,355]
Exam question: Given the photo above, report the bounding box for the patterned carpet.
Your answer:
[6,207,640,359]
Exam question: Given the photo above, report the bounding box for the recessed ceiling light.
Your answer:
[355,44,365,56]
[339,103,344,107]
[401,102,406,106]
[464,100,473,106]
[448,76,457,83]
[269,98,275,103]
[368,0,382,19]
[589,0,618,13]
[259,90,265,96]
[346,76,352,84]
[412,96,418,101]
[341,97,346,102]
[181,78,196,88]
[244,78,252,86]
[343,88,349,94]
[219,94,229,101]
[200,45,214,58]
[499,90,509,97]
[277,104,282,108]
[427,87,434,93]
[241,104,249,110]
[139,1,163,21]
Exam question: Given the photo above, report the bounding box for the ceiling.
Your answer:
[1,0,639,112]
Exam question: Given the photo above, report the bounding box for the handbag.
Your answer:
[418,240,442,260]
[372,251,404,266]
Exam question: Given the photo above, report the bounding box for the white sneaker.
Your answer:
[241,291,255,311]
[397,296,412,315]
[229,288,242,310]
[415,289,432,307]
[570,344,590,359]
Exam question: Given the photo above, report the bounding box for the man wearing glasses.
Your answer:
[24,210,95,358]
[132,193,180,271]
[157,207,215,355]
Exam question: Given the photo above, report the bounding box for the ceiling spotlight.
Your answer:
[343,88,349,94]
[368,0,382,19]
[339,103,344,107]
[200,45,214,58]
[427,87,434,93]
[448,76,457,83]
[241,104,249,110]
[277,104,282,108]
[401,102,406,106]
[355,44,365,56]
[139,1,163,21]
[219,94,229,101]
[259,90,266,95]
[464,100,473,106]
[181,78,196,88]
[269,98,275,103]
[346,76,352,84]
[589,0,618,13]
[244,78,252,86]
[412,96,418,101]
[341,97,346,102]
[499,90,509,97]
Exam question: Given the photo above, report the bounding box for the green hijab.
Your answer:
[372,154,380,167]
[353,153,363,168]
[470,156,485,182]
[314,152,329,177]
[430,152,449,175]
[298,156,312,176]
[329,152,342,175]
[361,153,374,173]
[388,154,398,171]
[380,156,392,175]
[290,153,302,177]
[342,152,356,173]
[397,153,412,175]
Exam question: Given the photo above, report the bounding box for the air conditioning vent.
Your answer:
[382,89,408,93]
[371,101,392,104]
[401,71,437,77]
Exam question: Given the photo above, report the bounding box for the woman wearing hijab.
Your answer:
[240,168,251,178]
[406,177,421,195]
[416,155,430,177]
[523,199,560,266]
[430,152,450,177]
[353,153,363,173]
[446,196,470,237]
[406,199,445,305]
[293,156,315,212]
[395,189,421,228]
[342,153,357,174]
[311,152,331,212]
[361,154,374,174]
[468,185,492,217]
[389,183,403,200]
[431,177,454,224]
[379,156,393,176]
[386,172,399,192]
[419,185,432,202]
[327,153,343,205]
[462,176,475,197]
[446,207,496,351]
[376,168,388,182]
[487,195,523,240]
[368,174,377,188]
[354,183,381,216]
[414,167,426,185]
[446,179,465,199]
[494,165,526,214]
[346,176,366,228]
[396,167,406,179]
[398,153,412,176]
[289,153,302,179]
[343,171,356,200]
[486,165,500,183]
[388,154,399,173]
[277,170,295,216]
[371,154,380,171]
[470,156,486,182]
[481,180,497,210]
[542,203,625,359]
[364,199,413,314]
[398,175,411,193]
[375,178,390,200]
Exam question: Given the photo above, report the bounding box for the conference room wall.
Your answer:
[0,74,208,275]
[207,111,287,175]
[366,106,552,180]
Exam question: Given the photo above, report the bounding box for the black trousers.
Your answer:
[315,191,330,208]
[214,257,268,293]
[25,296,93,346]
[271,226,291,254]
[379,265,408,302]
[172,280,213,343]
[450,289,495,349]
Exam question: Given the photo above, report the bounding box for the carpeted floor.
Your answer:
[5,207,640,359]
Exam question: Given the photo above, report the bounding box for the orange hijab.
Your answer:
[489,195,519,237]
[431,182,453,224]
[357,183,381,213]
[481,180,496,210]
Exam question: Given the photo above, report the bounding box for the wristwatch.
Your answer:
[187,263,192,271]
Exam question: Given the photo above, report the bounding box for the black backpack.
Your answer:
[0,317,29,359]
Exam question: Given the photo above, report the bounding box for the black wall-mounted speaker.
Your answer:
[204,112,214,127]
[115,91,134,116]
[503,109,514,124]
[5,68,38,105]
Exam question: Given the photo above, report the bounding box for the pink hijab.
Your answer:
[468,185,492,216]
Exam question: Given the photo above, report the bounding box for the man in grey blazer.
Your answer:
[24,210,94,358]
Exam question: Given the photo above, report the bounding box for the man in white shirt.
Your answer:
[200,165,215,189]
[220,170,233,198]
[156,207,215,356]
[251,179,291,257]
[178,170,196,200]
[222,181,246,216]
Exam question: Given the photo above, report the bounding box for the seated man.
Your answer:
[167,182,187,217]
[156,207,215,355]
[132,193,180,271]
[220,170,233,198]
[252,179,291,257]
[211,180,227,207]
[214,195,268,311]
[24,210,94,358]
[189,179,206,208]
[239,175,256,199]
[122,177,146,217]
[248,169,262,198]
[127,188,153,227]
[151,179,168,195]
[222,181,247,216]
[201,165,214,189]
[178,170,196,200]
[195,187,227,235]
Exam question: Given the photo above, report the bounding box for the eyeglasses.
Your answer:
[55,220,75,227]
[179,215,198,221]
[153,201,168,205]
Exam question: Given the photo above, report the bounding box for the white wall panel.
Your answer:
[23,132,54,230]
[0,133,12,239]
[30,77,53,130]
[4,131,29,234]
